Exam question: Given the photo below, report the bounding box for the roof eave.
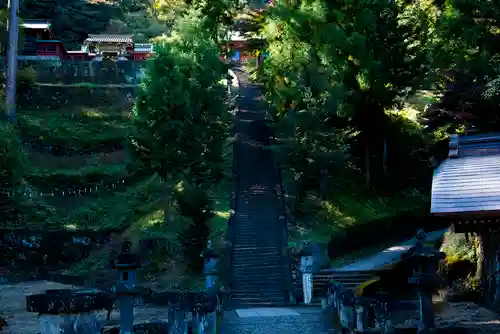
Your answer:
[431,210,500,219]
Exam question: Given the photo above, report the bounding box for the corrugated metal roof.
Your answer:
[85,35,133,43]
[133,43,154,52]
[431,133,500,216]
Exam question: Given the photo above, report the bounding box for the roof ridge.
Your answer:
[448,133,500,159]
[87,34,133,37]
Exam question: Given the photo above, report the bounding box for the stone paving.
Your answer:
[2,281,500,333]
[221,308,336,334]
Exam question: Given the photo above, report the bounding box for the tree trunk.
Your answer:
[319,167,329,200]
[162,178,171,225]
[475,233,485,283]
[475,233,495,303]
[494,238,500,309]
[364,145,370,188]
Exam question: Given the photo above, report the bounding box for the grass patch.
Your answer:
[18,107,129,153]
[403,90,441,121]
[27,161,131,188]
[28,150,128,170]
[285,164,427,250]
[289,186,425,246]
[60,174,163,230]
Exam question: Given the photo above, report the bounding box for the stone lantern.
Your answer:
[112,240,141,334]
[402,230,445,334]
[202,240,220,290]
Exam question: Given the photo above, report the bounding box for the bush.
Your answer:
[440,231,476,264]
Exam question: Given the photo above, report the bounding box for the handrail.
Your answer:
[222,68,241,307]
[268,122,294,304]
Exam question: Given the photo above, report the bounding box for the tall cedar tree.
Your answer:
[130,10,230,224]
[261,0,424,188]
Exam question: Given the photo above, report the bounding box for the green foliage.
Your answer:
[0,122,32,226]
[261,0,427,191]
[441,231,476,264]
[131,9,230,187]
[27,162,129,189]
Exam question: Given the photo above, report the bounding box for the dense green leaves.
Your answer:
[130,9,231,224]
[260,0,426,188]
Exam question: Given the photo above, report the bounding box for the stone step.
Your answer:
[230,297,287,306]
[232,272,285,282]
[231,253,281,261]
[232,246,280,252]
[232,260,282,269]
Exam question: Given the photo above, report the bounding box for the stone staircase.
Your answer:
[229,67,289,308]
[292,269,381,306]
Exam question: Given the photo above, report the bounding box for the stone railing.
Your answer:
[0,59,147,85]
[321,230,446,333]
[323,280,394,333]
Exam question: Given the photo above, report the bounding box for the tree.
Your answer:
[421,0,500,132]
[261,0,425,192]
[130,9,230,224]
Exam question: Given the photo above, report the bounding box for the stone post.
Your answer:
[300,254,314,304]
[202,241,222,334]
[112,240,141,334]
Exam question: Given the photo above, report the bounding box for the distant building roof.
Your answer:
[84,35,133,44]
[431,133,500,217]
[228,31,246,42]
[133,43,154,53]
[21,20,51,30]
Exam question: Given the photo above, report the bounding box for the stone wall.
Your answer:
[18,85,137,109]
[0,59,147,85]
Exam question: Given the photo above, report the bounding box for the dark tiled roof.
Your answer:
[431,133,500,216]
[85,35,133,43]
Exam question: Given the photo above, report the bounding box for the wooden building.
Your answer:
[222,30,263,64]
[19,20,65,60]
[431,133,500,232]
[18,20,155,61]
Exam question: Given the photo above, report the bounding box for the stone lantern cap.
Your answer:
[401,230,446,263]
[112,252,141,269]
[112,240,141,269]
[202,247,220,259]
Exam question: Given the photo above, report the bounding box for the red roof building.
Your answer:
[19,20,154,61]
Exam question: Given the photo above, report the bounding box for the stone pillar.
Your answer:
[494,243,500,307]
[300,255,314,304]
